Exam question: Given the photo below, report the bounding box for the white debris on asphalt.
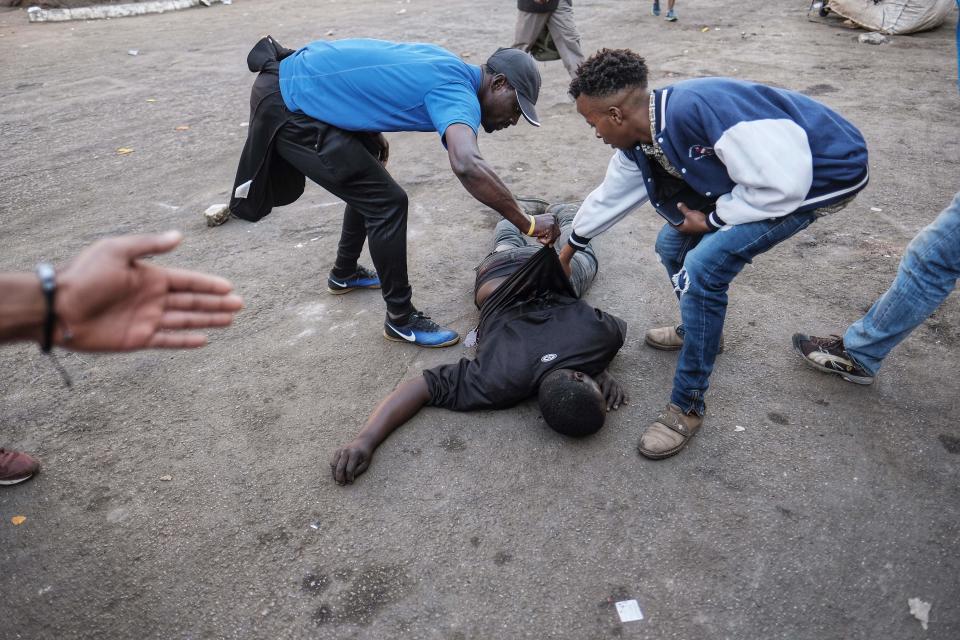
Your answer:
[908,598,931,630]
[615,599,644,623]
[858,32,888,45]
[734,425,745,432]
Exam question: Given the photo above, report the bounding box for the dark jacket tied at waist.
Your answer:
[229,36,305,222]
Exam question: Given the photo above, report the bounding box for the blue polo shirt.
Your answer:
[278,39,483,141]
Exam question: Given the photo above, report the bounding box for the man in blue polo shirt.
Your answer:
[227,37,559,347]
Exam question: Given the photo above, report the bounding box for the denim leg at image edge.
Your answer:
[670,212,817,414]
[843,191,960,375]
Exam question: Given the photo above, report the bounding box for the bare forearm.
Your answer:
[0,273,46,344]
[455,158,527,229]
[354,376,432,450]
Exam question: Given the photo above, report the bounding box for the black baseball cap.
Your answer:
[486,47,541,127]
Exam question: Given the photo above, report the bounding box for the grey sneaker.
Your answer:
[515,196,550,218]
[792,333,874,385]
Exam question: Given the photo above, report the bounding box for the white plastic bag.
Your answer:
[827,0,955,34]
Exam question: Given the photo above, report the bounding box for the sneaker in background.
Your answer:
[665,9,678,21]
[792,333,874,385]
[652,1,661,16]
[0,448,40,486]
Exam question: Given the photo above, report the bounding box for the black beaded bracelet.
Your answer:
[35,262,56,353]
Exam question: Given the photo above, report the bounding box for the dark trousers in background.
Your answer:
[273,112,414,317]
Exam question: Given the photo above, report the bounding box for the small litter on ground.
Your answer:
[908,597,931,630]
[615,599,643,623]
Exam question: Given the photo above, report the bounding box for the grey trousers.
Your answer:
[490,204,597,298]
[513,0,585,78]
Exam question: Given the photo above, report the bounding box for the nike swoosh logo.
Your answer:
[386,323,416,342]
[329,278,348,288]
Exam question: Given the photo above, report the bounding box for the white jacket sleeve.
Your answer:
[711,118,814,227]
[568,150,649,250]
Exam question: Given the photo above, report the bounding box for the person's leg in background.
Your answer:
[665,0,678,21]
[794,191,960,383]
[546,0,586,78]
[513,9,551,53]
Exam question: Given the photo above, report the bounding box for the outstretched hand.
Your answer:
[55,231,244,351]
[331,439,373,485]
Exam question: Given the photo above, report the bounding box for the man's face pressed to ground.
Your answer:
[480,75,523,133]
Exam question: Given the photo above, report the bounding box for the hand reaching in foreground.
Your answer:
[595,370,628,411]
[331,439,373,485]
[56,231,244,351]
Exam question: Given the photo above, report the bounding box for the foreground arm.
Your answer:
[445,124,559,245]
[330,376,432,485]
[559,151,649,275]
[0,231,243,350]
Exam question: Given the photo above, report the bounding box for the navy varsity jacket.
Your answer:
[568,77,869,250]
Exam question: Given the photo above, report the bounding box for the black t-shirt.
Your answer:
[423,248,626,411]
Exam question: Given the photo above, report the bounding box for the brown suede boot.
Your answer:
[644,325,724,352]
[637,403,703,459]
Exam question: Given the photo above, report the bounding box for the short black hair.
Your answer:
[569,48,648,99]
[538,369,606,438]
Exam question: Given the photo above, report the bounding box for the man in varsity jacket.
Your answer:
[558,48,869,460]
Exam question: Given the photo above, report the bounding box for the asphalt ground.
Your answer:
[0,1,958,638]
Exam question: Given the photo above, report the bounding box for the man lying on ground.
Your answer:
[330,202,627,484]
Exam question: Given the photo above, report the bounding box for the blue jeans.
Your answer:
[655,211,818,414]
[843,191,960,376]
